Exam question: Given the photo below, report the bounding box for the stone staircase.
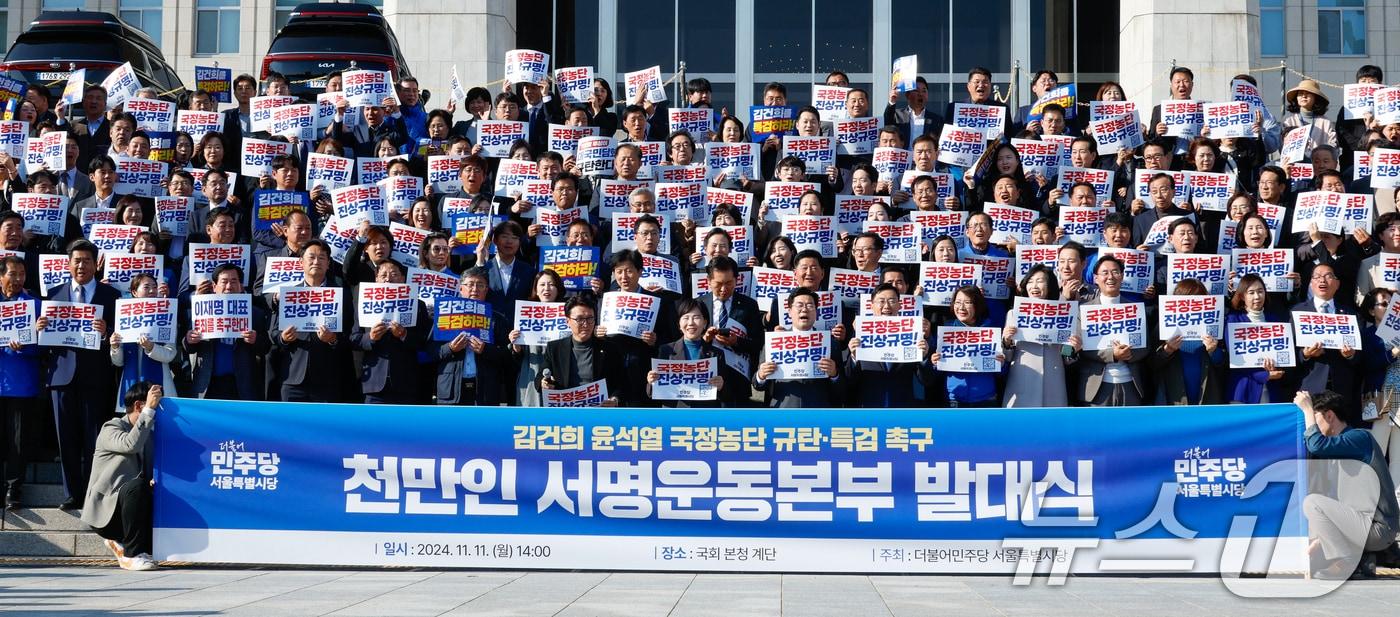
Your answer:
[0,462,109,558]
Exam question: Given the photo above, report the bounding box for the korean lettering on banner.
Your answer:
[1228,321,1296,368]
[1160,100,1203,138]
[103,253,162,290]
[1382,253,1400,290]
[249,95,296,132]
[355,156,401,186]
[576,136,617,177]
[985,203,1037,245]
[261,256,303,293]
[835,195,885,234]
[114,297,176,345]
[547,124,599,156]
[332,184,387,227]
[342,70,395,108]
[764,330,830,380]
[1056,166,1112,205]
[1232,79,1272,121]
[0,121,25,159]
[1290,191,1346,235]
[316,92,360,131]
[694,225,753,266]
[1356,151,1373,179]
[241,138,292,177]
[11,193,67,236]
[23,136,44,175]
[936,326,1002,373]
[1140,214,1182,250]
[357,283,417,328]
[623,66,666,104]
[762,181,819,221]
[100,63,138,109]
[504,49,549,85]
[705,186,754,222]
[154,196,192,237]
[270,103,315,141]
[782,215,837,258]
[1288,162,1316,186]
[654,181,706,222]
[420,156,463,194]
[1232,248,1295,293]
[855,316,922,363]
[1011,297,1076,344]
[36,130,66,172]
[493,158,539,197]
[599,179,655,218]
[858,292,921,317]
[449,213,503,256]
[891,54,918,92]
[1292,311,1361,350]
[38,255,69,297]
[919,262,982,306]
[1131,169,1186,202]
[1342,83,1381,120]
[750,267,796,312]
[1167,254,1229,295]
[655,164,707,184]
[749,106,796,143]
[406,267,459,307]
[0,299,35,345]
[1158,295,1224,341]
[963,254,1011,300]
[834,117,880,156]
[114,157,166,198]
[936,125,986,168]
[195,66,232,103]
[668,109,713,144]
[39,301,102,349]
[599,291,659,340]
[633,141,666,179]
[908,210,965,245]
[187,243,251,285]
[473,121,529,159]
[1089,114,1143,155]
[554,66,594,104]
[1098,247,1154,294]
[1202,102,1253,139]
[189,293,251,339]
[60,69,85,106]
[872,147,911,183]
[534,206,586,248]
[1057,206,1106,247]
[1041,133,1076,171]
[388,223,428,270]
[828,268,880,307]
[1280,127,1310,164]
[1185,171,1234,212]
[543,379,608,407]
[1089,100,1137,123]
[253,190,310,233]
[1375,87,1400,126]
[1371,148,1400,189]
[279,286,343,332]
[1028,84,1077,121]
[1375,297,1400,349]
[783,136,836,174]
[1011,139,1060,179]
[705,142,760,182]
[513,300,569,347]
[650,357,718,401]
[951,103,1005,136]
[1080,302,1147,350]
[379,175,423,216]
[1014,244,1060,280]
[87,224,144,254]
[125,98,176,133]
[865,220,920,264]
[812,85,851,121]
[778,291,841,331]
[640,254,683,294]
[79,207,114,239]
[1339,192,1374,232]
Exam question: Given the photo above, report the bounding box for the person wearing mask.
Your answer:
[83,381,164,572]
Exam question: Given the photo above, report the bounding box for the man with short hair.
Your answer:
[1149,66,1196,156]
[1073,255,1149,406]
[538,295,621,405]
[884,76,943,151]
[184,265,269,400]
[83,381,163,571]
[56,85,110,171]
[1293,262,1362,411]
[436,266,511,406]
[754,287,844,408]
[270,239,349,403]
[221,74,258,160]
[697,255,762,406]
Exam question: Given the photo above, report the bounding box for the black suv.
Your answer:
[0,11,186,103]
[263,3,413,102]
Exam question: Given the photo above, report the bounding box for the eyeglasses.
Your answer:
[1312,273,1339,282]
[568,314,596,324]
[874,297,901,306]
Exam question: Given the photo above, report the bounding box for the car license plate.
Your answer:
[307,79,328,89]
[37,71,70,81]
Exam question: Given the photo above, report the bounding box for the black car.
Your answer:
[263,3,413,102]
[0,10,186,104]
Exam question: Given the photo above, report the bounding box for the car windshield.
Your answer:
[269,24,393,54]
[6,32,121,62]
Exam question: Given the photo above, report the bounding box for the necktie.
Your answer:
[76,284,85,304]
[1323,302,1333,314]
[717,301,730,329]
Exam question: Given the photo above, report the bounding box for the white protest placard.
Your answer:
[777,291,842,331]
[114,297,176,345]
[1089,100,1138,123]
[38,254,69,297]
[1377,297,1400,349]
[1080,302,1146,350]
[936,124,986,168]
[189,293,251,339]
[1343,83,1381,120]
[704,142,759,181]
[386,222,427,269]
[1232,248,1295,292]
[1228,321,1296,369]
[24,137,45,176]
[187,243,251,285]
[547,124,599,156]
[599,291,659,340]
[61,69,86,106]
[1160,100,1202,137]
[11,193,67,236]
[100,62,140,109]
[985,203,1037,245]
[315,92,359,131]
[1057,166,1113,205]
[781,215,837,258]
[1292,311,1361,350]
[356,283,417,328]
[422,154,462,193]
[124,97,176,133]
[695,225,753,266]
[270,103,316,141]
[919,262,981,306]
[936,326,1002,372]
[1356,151,1372,179]
[379,175,423,216]
[854,316,922,363]
[1291,191,1347,235]
[534,205,586,247]
[543,379,609,407]
[858,293,922,317]
[1375,87,1400,126]
[1202,102,1254,138]
[668,109,713,143]
[35,130,66,173]
[1098,247,1154,294]
[865,220,920,263]
[833,195,882,234]
[1185,171,1234,212]
[87,224,143,254]
[812,85,851,121]
[640,254,683,294]
[504,49,549,85]
[1158,295,1224,340]
[762,181,819,221]
[176,110,223,141]
[1011,138,1061,179]
[493,157,539,197]
[576,136,616,177]
[342,70,395,107]
[763,330,831,380]
[473,121,529,158]
[829,268,880,307]
[1010,297,1077,344]
[554,66,594,104]
[783,135,835,175]
[241,138,292,177]
[1140,214,1183,249]
[0,121,26,160]
[407,267,460,307]
[1014,244,1060,280]
[872,147,911,183]
[514,301,568,347]
[154,196,192,237]
[598,178,655,218]
[1371,148,1400,189]
[623,65,666,104]
[278,286,343,332]
[1089,114,1143,155]
[0,299,35,345]
[834,116,880,156]
[332,184,387,227]
[908,209,966,244]
[114,157,166,197]
[1167,253,1229,295]
[705,186,754,222]
[103,253,163,290]
[39,301,102,349]
[963,254,1012,300]
[650,357,718,401]
[750,267,796,312]
[261,256,303,293]
[1231,79,1270,120]
[1280,126,1309,164]
[1057,206,1106,246]
[249,95,297,132]
[952,103,1005,136]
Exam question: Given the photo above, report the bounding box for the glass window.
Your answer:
[753,81,809,109]
[42,0,84,9]
[119,0,162,47]
[554,0,598,69]
[1259,0,1284,56]
[952,0,1010,72]
[753,0,811,74]
[678,0,735,74]
[891,0,951,78]
[814,0,870,73]
[196,0,240,55]
[699,82,735,117]
[274,0,298,32]
[1318,0,1365,55]
[618,0,674,73]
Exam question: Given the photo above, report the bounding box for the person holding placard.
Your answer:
[434,266,510,406]
[927,286,1004,407]
[966,144,1044,212]
[344,220,395,297]
[107,275,177,410]
[884,76,943,152]
[1073,255,1150,406]
[1003,265,1079,407]
[182,264,267,401]
[1148,66,1196,156]
[1293,262,1363,410]
[475,220,535,318]
[695,255,761,405]
[538,293,620,405]
[1296,205,1365,306]
[754,287,842,408]
[595,250,663,406]
[844,283,929,407]
[1281,80,1338,162]
[1151,279,1225,405]
[432,156,492,223]
[333,99,408,159]
[1132,172,1191,250]
[943,67,1010,128]
[351,261,429,404]
[1223,273,1290,404]
[1357,213,1400,304]
[270,239,350,403]
[1339,66,1384,160]
[1153,218,1203,290]
[508,270,567,406]
[647,298,725,409]
[0,256,39,509]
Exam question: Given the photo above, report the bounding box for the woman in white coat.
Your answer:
[1001,265,1081,407]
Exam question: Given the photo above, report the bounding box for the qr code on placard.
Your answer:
[1130,332,1144,347]
[82,333,98,349]
[17,329,31,345]
[1276,350,1291,365]
[157,327,172,342]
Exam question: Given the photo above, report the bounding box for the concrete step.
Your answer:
[0,530,109,557]
[3,507,86,532]
[12,483,68,508]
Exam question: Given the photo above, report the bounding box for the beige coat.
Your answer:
[80,413,153,529]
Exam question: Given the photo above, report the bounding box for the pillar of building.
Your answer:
[1119,0,1260,114]
[382,0,516,110]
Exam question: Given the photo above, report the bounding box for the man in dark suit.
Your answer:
[61,85,111,172]
[539,294,621,406]
[68,156,120,221]
[41,239,120,510]
[753,287,844,408]
[435,266,512,406]
[1292,262,1363,410]
[1072,255,1151,406]
[220,74,258,161]
[268,239,351,402]
[696,256,762,406]
[481,220,535,319]
[884,76,944,150]
[943,67,1011,137]
[55,131,94,204]
[843,283,931,407]
[182,264,270,401]
[352,262,432,404]
[333,104,409,158]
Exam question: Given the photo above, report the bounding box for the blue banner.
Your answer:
[253,190,311,232]
[154,401,1306,572]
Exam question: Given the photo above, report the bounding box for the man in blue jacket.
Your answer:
[0,255,40,509]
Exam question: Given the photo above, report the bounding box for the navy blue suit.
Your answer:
[484,257,536,319]
[183,304,271,400]
[46,280,120,501]
[434,308,511,405]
